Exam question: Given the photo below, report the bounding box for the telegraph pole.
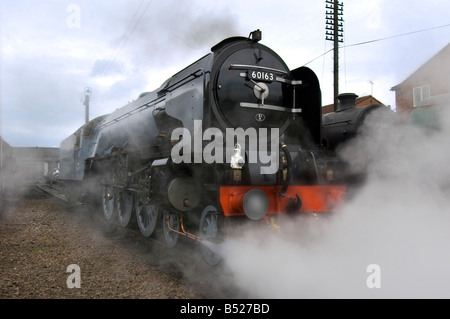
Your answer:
[325,0,344,111]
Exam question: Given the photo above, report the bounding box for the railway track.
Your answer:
[35,183,200,261]
[33,183,243,298]
[35,183,67,202]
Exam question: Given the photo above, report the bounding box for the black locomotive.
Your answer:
[322,93,395,151]
[60,30,347,265]
[322,92,396,185]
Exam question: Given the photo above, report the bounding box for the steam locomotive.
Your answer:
[322,93,396,185]
[322,93,395,151]
[60,30,347,265]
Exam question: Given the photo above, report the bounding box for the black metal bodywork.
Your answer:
[322,93,395,151]
[59,32,346,265]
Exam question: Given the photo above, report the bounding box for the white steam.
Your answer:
[218,107,450,298]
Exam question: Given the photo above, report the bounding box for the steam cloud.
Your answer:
[218,107,450,298]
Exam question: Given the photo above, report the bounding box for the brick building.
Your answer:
[11,147,60,183]
[390,43,450,116]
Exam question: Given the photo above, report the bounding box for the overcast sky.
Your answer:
[1,0,449,147]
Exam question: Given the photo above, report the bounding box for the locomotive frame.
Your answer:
[60,30,347,265]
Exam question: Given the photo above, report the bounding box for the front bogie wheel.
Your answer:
[199,205,223,266]
[162,209,180,248]
[136,199,159,237]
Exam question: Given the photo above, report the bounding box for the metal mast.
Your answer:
[83,87,92,124]
[325,0,344,111]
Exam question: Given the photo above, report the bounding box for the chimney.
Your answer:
[337,93,358,111]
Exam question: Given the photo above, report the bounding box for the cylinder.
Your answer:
[230,188,269,220]
[167,176,201,212]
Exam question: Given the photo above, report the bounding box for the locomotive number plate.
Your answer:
[247,70,275,82]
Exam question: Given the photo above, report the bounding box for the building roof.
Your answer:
[391,43,450,91]
[0,136,12,150]
[322,94,385,114]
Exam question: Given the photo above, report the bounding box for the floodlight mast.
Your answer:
[83,87,92,124]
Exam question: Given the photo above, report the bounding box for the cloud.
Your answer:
[1,0,449,149]
[90,59,125,76]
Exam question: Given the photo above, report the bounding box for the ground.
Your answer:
[0,187,234,299]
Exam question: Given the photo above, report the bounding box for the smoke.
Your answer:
[217,107,450,298]
[87,1,242,121]
[126,1,240,69]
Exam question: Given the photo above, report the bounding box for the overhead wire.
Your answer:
[99,0,153,76]
[304,23,450,66]
[344,23,450,48]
